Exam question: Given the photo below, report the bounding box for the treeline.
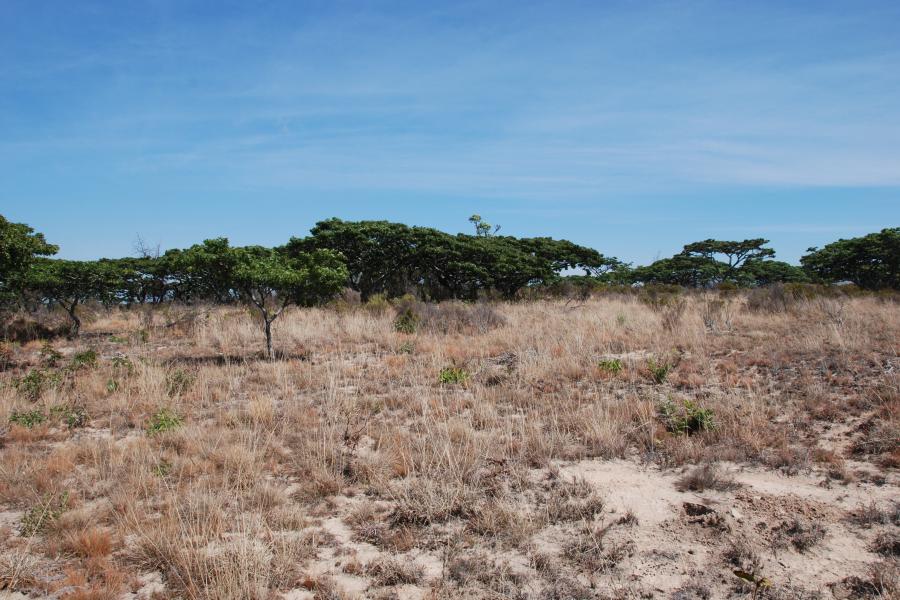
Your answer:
[1,213,898,350]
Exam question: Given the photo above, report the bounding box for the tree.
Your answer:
[26,259,121,337]
[468,215,500,237]
[738,259,808,286]
[631,255,724,287]
[0,215,58,310]
[801,228,899,289]
[294,218,621,301]
[188,240,347,359]
[681,239,775,283]
[234,246,347,359]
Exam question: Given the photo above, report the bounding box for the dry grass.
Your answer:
[0,293,897,598]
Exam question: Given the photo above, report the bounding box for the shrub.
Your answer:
[597,358,623,375]
[647,358,671,384]
[50,404,87,428]
[393,298,505,335]
[9,409,46,428]
[166,369,194,397]
[111,355,135,375]
[364,293,392,315]
[393,307,419,334]
[20,491,69,536]
[70,349,98,370]
[14,369,60,400]
[39,342,62,367]
[675,464,741,492]
[439,367,469,385]
[659,398,714,435]
[147,408,183,435]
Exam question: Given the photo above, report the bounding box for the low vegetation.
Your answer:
[0,214,898,597]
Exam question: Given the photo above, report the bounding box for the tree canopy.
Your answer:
[0,215,58,310]
[288,218,620,300]
[801,228,899,289]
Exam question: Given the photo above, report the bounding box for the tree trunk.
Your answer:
[67,302,81,338]
[264,318,274,360]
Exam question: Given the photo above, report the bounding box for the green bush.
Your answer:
[39,342,62,367]
[647,358,672,384]
[659,398,714,435]
[598,358,623,375]
[394,308,420,334]
[20,491,69,536]
[50,404,87,428]
[147,408,183,435]
[111,355,135,375]
[70,349,98,370]
[439,366,469,385]
[9,409,46,428]
[166,369,194,397]
[14,369,60,401]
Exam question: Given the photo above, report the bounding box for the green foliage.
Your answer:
[20,491,69,536]
[111,355,134,374]
[393,307,420,334]
[9,409,46,428]
[659,398,714,435]
[398,341,415,354]
[147,408,183,435]
[469,214,499,237]
[801,228,899,290]
[50,404,87,428]
[166,369,194,397]
[39,342,62,367]
[14,368,60,400]
[25,258,122,337]
[682,238,775,281]
[0,215,58,311]
[289,218,618,301]
[646,358,672,384]
[598,359,623,374]
[632,255,723,287]
[439,366,469,385]
[70,349,98,370]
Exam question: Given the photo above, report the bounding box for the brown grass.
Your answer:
[0,293,897,597]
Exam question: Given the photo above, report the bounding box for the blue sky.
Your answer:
[2,0,898,265]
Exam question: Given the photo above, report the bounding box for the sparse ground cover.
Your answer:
[0,293,897,599]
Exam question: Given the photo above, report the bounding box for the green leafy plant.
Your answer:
[647,358,672,384]
[49,404,87,428]
[106,378,119,393]
[9,409,46,428]
[439,366,469,385]
[394,308,419,334]
[15,369,62,401]
[398,341,415,354]
[166,369,194,397]
[111,355,135,375]
[20,491,69,536]
[70,349,98,370]
[598,358,623,375]
[659,398,714,435]
[39,342,62,367]
[147,408,183,435]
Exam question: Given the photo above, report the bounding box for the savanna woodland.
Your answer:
[1,213,898,599]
